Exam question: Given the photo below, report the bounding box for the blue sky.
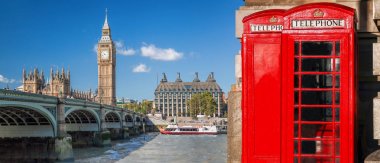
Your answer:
[0,0,243,101]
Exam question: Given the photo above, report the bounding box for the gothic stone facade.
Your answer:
[154,72,225,118]
[23,68,70,97]
[22,68,93,100]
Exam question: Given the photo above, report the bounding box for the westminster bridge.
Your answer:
[0,89,147,161]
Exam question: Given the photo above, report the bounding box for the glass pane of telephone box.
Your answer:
[301,140,335,155]
[301,75,334,88]
[301,58,333,72]
[295,42,300,55]
[300,108,336,122]
[294,140,299,154]
[295,75,299,88]
[335,58,341,72]
[301,41,333,56]
[295,58,299,71]
[335,42,340,56]
[301,157,334,163]
[301,91,333,105]
[294,124,299,137]
[300,124,334,139]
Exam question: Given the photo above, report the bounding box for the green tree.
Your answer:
[122,103,139,112]
[203,92,217,117]
[187,92,217,119]
[187,93,201,119]
[141,100,154,114]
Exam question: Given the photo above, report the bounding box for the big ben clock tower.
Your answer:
[97,9,116,106]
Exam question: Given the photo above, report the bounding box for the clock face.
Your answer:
[101,50,109,60]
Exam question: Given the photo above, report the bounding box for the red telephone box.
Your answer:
[241,9,285,162]
[241,3,356,163]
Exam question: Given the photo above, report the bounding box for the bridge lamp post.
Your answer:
[99,89,103,104]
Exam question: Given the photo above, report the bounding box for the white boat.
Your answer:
[160,125,218,135]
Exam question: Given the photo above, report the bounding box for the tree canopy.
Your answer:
[186,92,217,119]
[121,100,154,115]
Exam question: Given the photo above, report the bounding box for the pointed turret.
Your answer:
[193,72,200,82]
[161,73,168,83]
[175,72,182,82]
[41,70,45,85]
[29,71,33,80]
[103,8,109,29]
[50,68,53,80]
[61,68,65,79]
[22,68,26,83]
[206,72,216,82]
[99,8,112,43]
[56,68,59,79]
[67,68,70,80]
[34,68,38,81]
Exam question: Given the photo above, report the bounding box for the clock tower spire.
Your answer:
[97,8,116,106]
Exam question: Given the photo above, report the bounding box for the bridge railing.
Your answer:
[0,89,57,104]
[65,98,100,108]
[0,89,145,118]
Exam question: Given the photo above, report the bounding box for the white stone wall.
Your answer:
[374,43,380,75]
[374,95,380,143]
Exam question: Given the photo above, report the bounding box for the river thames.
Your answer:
[73,133,227,163]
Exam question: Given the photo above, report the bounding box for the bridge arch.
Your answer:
[65,108,100,131]
[104,111,121,122]
[103,111,122,129]
[0,104,56,137]
[125,114,134,122]
[135,116,141,123]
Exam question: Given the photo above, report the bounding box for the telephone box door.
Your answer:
[281,3,356,163]
[285,34,351,163]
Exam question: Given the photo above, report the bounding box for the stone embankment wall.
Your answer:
[227,90,242,163]
[0,137,61,162]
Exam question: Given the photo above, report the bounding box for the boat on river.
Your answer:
[160,125,218,135]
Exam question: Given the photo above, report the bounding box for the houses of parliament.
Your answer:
[20,11,117,106]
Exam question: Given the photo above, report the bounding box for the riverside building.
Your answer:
[154,72,225,118]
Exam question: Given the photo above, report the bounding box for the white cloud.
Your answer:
[132,64,151,73]
[93,41,136,56]
[93,44,98,53]
[140,43,183,61]
[115,40,136,56]
[0,74,16,84]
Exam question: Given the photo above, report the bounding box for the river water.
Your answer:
[74,133,227,163]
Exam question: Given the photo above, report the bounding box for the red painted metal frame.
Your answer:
[242,9,285,163]
[241,3,356,163]
[284,35,349,163]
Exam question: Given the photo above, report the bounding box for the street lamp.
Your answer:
[99,89,103,104]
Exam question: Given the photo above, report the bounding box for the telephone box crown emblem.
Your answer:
[269,16,278,23]
[313,9,324,17]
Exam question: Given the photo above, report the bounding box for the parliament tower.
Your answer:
[97,9,116,106]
